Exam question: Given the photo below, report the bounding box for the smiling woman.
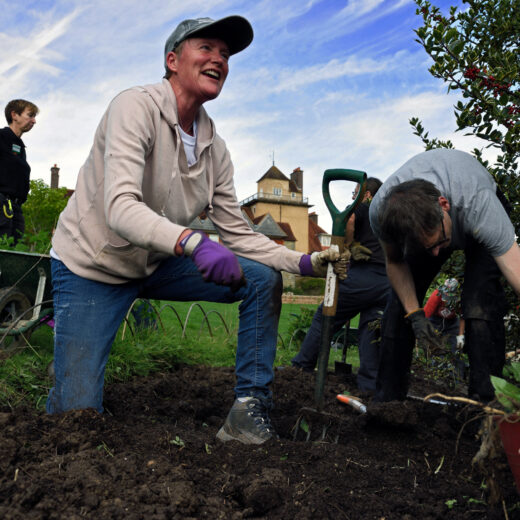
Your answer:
[45,13,345,448]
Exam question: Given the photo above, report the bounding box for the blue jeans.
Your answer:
[46,255,282,413]
[291,263,390,391]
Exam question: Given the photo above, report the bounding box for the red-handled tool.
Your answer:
[336,394,367,414]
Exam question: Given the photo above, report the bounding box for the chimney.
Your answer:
[50,164,60,189]
[309,212,318,224]
[291,167,303,192]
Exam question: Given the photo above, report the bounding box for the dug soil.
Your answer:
[1,364,519,519]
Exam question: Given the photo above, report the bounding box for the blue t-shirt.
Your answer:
[369,149,515,257]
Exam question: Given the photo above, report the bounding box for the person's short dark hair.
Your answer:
[366,177,382,197]
[379,179,442,251]
[5,99,39,124]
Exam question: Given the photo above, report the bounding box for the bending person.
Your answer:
[424,278,465,354]
[292,177,391,391]
[369,149,520,402]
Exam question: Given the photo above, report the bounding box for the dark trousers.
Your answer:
[375,237,507,402]
[292,263,391,391]
[0,200,24,245]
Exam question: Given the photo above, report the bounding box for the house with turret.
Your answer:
[239,165,329,253]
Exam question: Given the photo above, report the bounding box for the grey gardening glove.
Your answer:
[406,309,445,353]
[349,241,372,262]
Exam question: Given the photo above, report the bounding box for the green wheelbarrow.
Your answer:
[0,249,53,356]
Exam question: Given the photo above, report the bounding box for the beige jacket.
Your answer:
[52,79,303,283]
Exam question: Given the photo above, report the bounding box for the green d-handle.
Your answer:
[322,169,367,237]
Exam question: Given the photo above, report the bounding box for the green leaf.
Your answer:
[490,375,520,412]
[445,499,457,509]
[445,28,459,43]
[448,39,464,55]
[504,362,520,384]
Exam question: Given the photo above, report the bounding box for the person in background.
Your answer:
[424,278,465,353]
[369,149,520,403]
[292,177,391,392]
[0,99,39,244]
[46,15,346,445]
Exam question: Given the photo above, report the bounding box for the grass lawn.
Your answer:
[0,300,361,409]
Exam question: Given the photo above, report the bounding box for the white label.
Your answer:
[323,244,339,308]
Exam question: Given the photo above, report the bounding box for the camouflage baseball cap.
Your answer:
[164,15,253,68]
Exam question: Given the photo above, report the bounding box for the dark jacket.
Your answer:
[0,127,30,203]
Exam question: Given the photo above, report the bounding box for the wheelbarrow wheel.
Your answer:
[0,287,33,355]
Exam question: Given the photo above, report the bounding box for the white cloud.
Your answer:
[272,55,394,93]
[0,8,80,77]
[338,0,387,19]
[1,0,482,236]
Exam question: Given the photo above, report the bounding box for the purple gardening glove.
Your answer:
[180,231,246,292]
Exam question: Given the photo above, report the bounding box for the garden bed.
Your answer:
[1,365,519,518]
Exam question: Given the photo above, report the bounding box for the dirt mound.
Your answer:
[1,365,518,519]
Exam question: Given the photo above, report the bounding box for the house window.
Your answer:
[319,235,331,247]
[291,192,296,198]
[273,187,282,196]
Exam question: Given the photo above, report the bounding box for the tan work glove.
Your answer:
[309,248,350,280]
[350,241,372,261]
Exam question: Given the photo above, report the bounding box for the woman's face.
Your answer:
[171,37,230,105]
[11,107,37,134]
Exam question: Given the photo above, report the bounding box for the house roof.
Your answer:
[252,214,287,238]
[241,206,255,222]
[189,215,218,233]
[277,222,297,242]
[308,217,329,253]
[257,165,290,183]
[190,209,288,239]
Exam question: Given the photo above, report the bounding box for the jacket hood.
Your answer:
[141,79,180,129]
[140,79,215,146]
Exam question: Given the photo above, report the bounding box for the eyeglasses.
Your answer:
[425,217,450,253]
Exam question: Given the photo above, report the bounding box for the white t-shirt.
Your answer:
[179,120,197,167]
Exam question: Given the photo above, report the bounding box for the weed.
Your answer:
[97,441,114,457]
[170,436,185,448]
[445,499,457,509]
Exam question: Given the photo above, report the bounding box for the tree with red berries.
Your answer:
[411,0,519,217]
[411,0,520,346]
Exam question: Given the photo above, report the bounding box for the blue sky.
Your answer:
[1,0,487,231]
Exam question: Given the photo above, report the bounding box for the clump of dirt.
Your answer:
[0,364,518,519]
